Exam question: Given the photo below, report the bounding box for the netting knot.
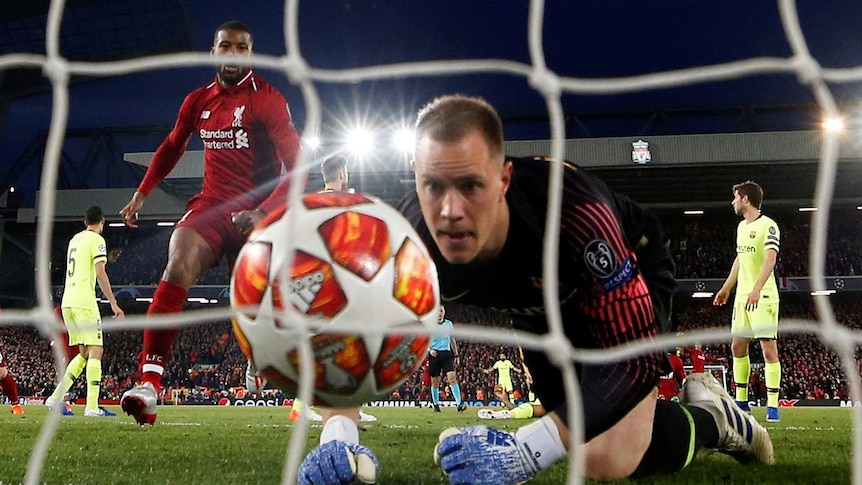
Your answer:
[529,67,561,99]
[281,55,311,84]
[820,324,854,356]
[793,55,822,86]
[42,57,70,85]
[540,332,575,369]
[30,305,62,342]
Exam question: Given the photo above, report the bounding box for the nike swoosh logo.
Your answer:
[442,290,470,302]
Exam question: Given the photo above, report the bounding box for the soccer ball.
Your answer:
[230,192,439,407]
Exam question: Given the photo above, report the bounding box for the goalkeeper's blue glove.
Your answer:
[298,440,379,485]
[434,426,537,485]
[434,420,567,485]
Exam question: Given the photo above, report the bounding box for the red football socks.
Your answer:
[0,373,19,403]
[140,280,187,391]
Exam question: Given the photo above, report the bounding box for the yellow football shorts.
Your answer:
[731,300,779,339]
[61,307,103,346]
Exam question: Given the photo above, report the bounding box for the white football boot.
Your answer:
[305,407,324,422]
[84,406,117,417]
[682,372,774,465]
[358,410,378,422]
[120,382,158,425]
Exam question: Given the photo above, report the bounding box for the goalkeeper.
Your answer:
[295,94,775,485]
[393,94,774,484]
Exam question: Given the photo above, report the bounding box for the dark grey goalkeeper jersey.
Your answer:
[398,156,677,439]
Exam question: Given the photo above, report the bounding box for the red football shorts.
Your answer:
[177,195,249,267]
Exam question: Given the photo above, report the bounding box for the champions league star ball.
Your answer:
[230,192,439,407]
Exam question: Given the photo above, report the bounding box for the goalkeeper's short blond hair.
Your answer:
[415,94,504,160]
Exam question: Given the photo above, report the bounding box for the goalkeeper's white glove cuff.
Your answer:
[514,415,568,473]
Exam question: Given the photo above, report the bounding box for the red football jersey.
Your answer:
[139,71,300,214]
[657,353,686,400]
[687,347,720,374]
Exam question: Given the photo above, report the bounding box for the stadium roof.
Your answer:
[1,1,862,210]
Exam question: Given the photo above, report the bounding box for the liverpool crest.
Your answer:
[632,140,651,164]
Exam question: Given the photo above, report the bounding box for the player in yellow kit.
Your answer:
[714,181,781,422]
[47,206,124,417]
[483,352,521,401]
[479,353,546,420]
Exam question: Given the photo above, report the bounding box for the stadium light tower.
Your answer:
[822,118,844,133]
[345,127,374,156]
[304,135,321,151]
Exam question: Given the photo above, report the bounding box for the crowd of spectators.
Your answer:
[0,320,244,405]
[661,210,862,278]
[3,293,860,407]
[7,208,862,406]
[675,293,862,402]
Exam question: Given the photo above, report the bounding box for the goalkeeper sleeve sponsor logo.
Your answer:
[599,257,635,292]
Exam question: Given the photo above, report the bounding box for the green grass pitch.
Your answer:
[0,404,854,484]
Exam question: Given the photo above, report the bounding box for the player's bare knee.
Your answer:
[86,346,104,360]
[161,258,202,288]
[731,340,749,357]
[760,341,778,361]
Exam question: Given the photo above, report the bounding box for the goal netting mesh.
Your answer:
[1,0,860,484]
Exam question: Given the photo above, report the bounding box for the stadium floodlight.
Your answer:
[822,118,844,133]
[683,210,704,215]
[392,127,415,154]
[8,186,14,193]
[345,127,374,156]
[304,135,321,150]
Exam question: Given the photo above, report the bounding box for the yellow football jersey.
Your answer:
[734,215,780,303]
[61,230,107,311]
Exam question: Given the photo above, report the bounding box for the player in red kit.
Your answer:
[0,305,22,415]
[0,350,23,415]
[686,343,724,374]
[657,352,687,402]
[119,20,300,426]
[420,357,432,403]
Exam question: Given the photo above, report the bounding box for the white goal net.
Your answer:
[0,1,860,484]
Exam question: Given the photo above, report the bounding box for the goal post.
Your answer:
[684,365,729,391]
